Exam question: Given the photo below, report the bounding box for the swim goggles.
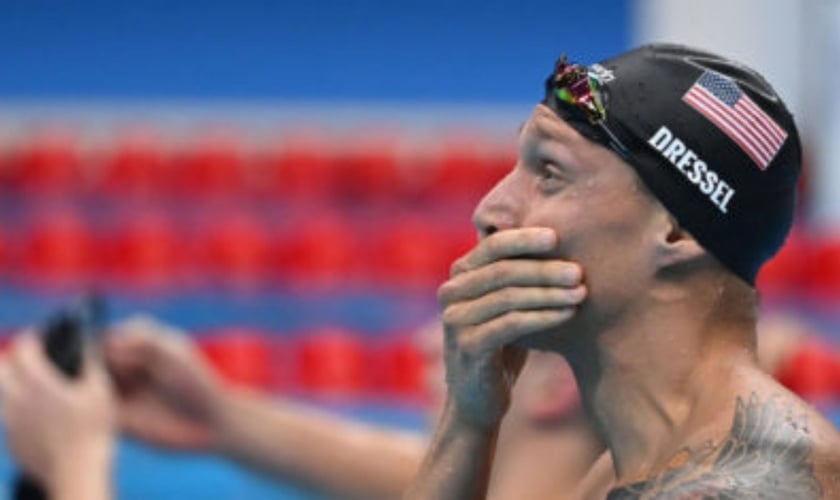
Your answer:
[547,55,631,159]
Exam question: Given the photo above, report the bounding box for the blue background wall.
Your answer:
[0,0,630,101]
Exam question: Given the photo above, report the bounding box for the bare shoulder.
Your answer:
[607,386,840,499]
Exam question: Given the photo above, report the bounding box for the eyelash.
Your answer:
[537,160,564,182]
[534,164,566,195]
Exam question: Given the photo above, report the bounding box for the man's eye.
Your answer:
[539,161,564,181]
[536,164,566,193]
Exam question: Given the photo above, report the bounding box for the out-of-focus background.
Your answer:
[0,0,837,498]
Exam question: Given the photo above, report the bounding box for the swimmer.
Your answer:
[406,44,840,499]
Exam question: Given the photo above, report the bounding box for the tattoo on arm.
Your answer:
[607,393,823,499]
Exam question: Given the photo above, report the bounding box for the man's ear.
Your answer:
[653,212,706,271]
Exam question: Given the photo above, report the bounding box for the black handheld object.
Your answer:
[12,297,105,500]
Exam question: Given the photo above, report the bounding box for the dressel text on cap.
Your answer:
[647,126,735,214]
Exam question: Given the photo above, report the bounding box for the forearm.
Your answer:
[404,398,501,500]
[213,388,425,498]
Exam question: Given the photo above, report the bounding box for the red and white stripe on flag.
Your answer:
[682,71,787,170]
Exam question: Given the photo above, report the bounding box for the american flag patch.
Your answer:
[682,71,787,170]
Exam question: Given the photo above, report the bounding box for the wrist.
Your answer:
[445,396,506,434]
[48,440,113,500]
[208,383,252,455]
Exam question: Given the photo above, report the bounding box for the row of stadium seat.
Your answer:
[0,326,430,402]
[198,327,429,402]
[0,130,515,201]
[186,326,840,406]
[0,206,838,297]
[0,210,476,289]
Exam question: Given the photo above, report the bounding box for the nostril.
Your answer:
[483,225,499,237]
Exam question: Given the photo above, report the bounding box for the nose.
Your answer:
[471,169,523,239]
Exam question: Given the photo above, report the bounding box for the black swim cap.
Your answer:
[543,43,802,285]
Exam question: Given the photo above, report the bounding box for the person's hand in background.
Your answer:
[105,315,226,452]
[0,333,115,500]
[106,316,424,498]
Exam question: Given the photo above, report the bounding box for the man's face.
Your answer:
[471,104,665,348]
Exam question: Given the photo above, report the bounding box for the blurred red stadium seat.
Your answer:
[430,139,486,201]
[22,211,95,286]
[428,138,509,204]
[445,226,478,267]
[174,133,248,197]
[294,328,367,397]
[776,338,840,403]
[14,131,84,195]
[263,134,336,201]
[0,224,8,275]
[199,329,277,391]
[0,335,11,355]
[276,212,359,286]
[484,145,516,188]
[333,136,399,202]
[370,215,450,286]
[106,212,183,290]
[392,142,438,201]
[98,130,169,198]
[199,212,271,286]
[373,334,427,400]
[803,233,840,301]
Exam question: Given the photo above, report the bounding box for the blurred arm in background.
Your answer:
[0,334,115,500]
[105,316,425,499]
[0,312,603,500]
[107,316,606,500]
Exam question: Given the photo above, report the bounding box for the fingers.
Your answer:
[104,330,157,368]
[113,314,186,338]
[443,285,586,326]
[450,227,557,276]
[439,259,582,305]
[0,333,93,417]
[81,346,113,389]
[454,308,577,355]
[106,315,184,354]
[7,334,67,393]
[0,356,21,409]
[440,228,587,353]
[104,316,186,373]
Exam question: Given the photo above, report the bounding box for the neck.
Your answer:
[562,278,758,483]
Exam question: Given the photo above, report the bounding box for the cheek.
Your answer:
[526,188,656,297]
[522,189,583,246]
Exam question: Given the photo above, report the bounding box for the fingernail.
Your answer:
[565,265,582,282]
